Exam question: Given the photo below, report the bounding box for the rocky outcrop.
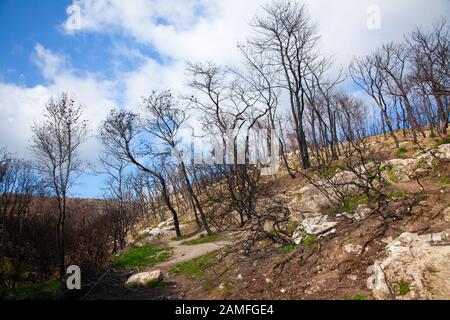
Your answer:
[292,216,337,244]
[367,230,450,300]
[289,144,450,250]
[382,143,450,183]
[126,270,164,287]
[137,218,177,242]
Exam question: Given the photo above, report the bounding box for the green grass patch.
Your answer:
[436,136,450,147]
[181,233,221,246]
[2,280,64,300]
[346,294,367,300]
[438,176,450,185]
[170,250,219,279]
[318,166,340,178]
[326,193,368,214]
[112,245,172,268]
[146,280,168,289]
[396,147,408,157]
[399,280,410,296]
[388,191,410,199]
[285,221,299,236]
[278,235,318,254]
[278,244,301,254]
[415,191,428,202]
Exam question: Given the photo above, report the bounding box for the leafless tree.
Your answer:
[140,91,212,235]
[248,1,323,169]
[100,109,183,237]
[0,150,42,288]
[406,18,449,135]
[350,55,400,148]
[31,94,87,281]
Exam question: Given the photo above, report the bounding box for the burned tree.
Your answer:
[140,91,212,235]
[100,109,183,238]
[248,1,323,169]
[31,94,87,281]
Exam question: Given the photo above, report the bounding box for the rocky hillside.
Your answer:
[88,135,450,300]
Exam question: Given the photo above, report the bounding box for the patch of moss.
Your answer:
[112,245,172,268]
[3,280,64,300]
[181,234,220,246]
[399,280,410,296]
[170,250,219,278]
[296,192,304,201]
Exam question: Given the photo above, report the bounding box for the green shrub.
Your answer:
[303,235,318,246]
[396,147,408,157]
[326,193,368,214]
[399,280,410,296]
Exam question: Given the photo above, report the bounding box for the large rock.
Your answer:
[367,230,450,300]
[381,159,418,183]
[292,216,337,244]
[158,218,174,229]
[148,228,165,237]
[126,270,164,287]
[289,185,331,218]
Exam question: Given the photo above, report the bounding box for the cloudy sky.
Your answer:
[0,0,448,198]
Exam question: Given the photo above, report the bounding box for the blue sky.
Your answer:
[0,0,448,198]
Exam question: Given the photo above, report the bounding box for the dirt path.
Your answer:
[157,238,231,268]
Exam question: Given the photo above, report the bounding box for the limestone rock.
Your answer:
[344,243,363,255]
[352,205,372,221]
[367,230,450,300]
[293,216,337,244]
[126,270,164,287]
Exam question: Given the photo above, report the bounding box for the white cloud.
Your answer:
[0,44,115,163]
[2,0,449,163]
[65,0,450,67]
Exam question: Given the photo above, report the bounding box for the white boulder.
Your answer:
[367,230,450,300]
[126,270,164,287]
